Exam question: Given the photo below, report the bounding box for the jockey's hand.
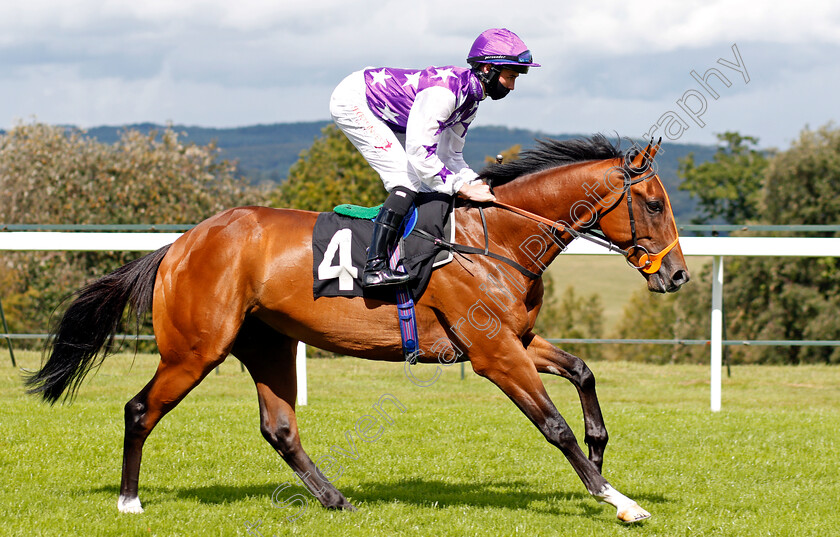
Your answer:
[457,182,496,203]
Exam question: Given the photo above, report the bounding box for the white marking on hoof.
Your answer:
[594,484,650,524]
[617,502,651,523]
[118,495,144,514]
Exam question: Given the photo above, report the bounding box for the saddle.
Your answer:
[311,193,455,303]
[311,193,457,360]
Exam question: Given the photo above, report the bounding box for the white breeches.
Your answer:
[329,71,422,193]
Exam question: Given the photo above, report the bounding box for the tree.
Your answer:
[1,123,257,225]
[270,124,385,211]
[484,144,521,166]
[0,122,263,342]
[722,124,840,364]
[613,124,840,364]
[678,131,769,224]
[763,125,840,226]
[609,277,710,364]
[534,273,605,360]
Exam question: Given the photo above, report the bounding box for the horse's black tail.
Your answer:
[24,245,172,404]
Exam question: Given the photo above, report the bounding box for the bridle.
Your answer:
[490,143,679,275]
[413,143,679,280]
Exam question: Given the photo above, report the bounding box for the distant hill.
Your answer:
[74,122,715,221]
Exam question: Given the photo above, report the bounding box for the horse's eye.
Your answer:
[646,200,664,213]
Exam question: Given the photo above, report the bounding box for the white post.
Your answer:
[710,256,724,412]
[296,341,308,406]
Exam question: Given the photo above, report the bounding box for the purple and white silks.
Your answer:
[330,66,484,196]
[364,66,482,192]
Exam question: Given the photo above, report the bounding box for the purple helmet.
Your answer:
[467,28,540,74]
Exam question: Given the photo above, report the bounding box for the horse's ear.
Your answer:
[648,137,662,161]
[630,137,662,169]
[630,140,652,169]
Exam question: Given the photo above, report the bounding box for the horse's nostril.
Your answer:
[672,269,690,285]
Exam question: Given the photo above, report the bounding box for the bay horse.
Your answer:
[25,135,688,523]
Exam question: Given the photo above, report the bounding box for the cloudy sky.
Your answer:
[1,0,838,149]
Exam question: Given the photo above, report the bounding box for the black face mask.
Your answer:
[486,80,510,100]
[473,65,510,100]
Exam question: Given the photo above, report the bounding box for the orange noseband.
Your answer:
[628,236,680,274]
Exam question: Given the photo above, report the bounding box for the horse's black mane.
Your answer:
[479,134,628,187]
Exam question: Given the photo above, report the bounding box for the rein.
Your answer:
[411,223,540,280]
[491,199,628,255]
[489,155,679,275]
[493,200,677,275]
[414,147,680,280]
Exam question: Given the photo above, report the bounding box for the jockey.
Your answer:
[330,28,540,288]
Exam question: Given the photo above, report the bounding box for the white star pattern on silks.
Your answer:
[450,106,475,137]
[432,68,456,81]
[370,69,392,87]
[402,72,421,89]
[451,115,469,137]
[377,104,400,122]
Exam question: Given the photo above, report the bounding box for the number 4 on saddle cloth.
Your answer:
[311,193,456,360]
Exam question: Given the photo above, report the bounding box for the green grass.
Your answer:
[546,254,713,331]
[1,350,838,536]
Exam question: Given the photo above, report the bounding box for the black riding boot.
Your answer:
[363,207,411,288]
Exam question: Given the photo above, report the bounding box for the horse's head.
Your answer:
[595,140,690,293]
[482,135,689,293]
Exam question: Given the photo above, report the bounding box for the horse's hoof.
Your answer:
[117,495,144,514]
[339,499,357,511]
[325,498,357,511]
[617,502,650,523]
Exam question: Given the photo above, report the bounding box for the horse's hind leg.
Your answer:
[524,333,608,471]
[118,349,225,513]
[233,317,355,511]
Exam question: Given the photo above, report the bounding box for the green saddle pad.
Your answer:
[333,203,383,219]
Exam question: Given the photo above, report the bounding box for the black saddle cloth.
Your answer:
[311,193,453,302]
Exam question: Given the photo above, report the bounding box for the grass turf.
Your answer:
[1,350,838,536]
[545,254,714,331]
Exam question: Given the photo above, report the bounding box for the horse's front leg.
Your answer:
[470,339,650,523]
[523,333,608,472]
